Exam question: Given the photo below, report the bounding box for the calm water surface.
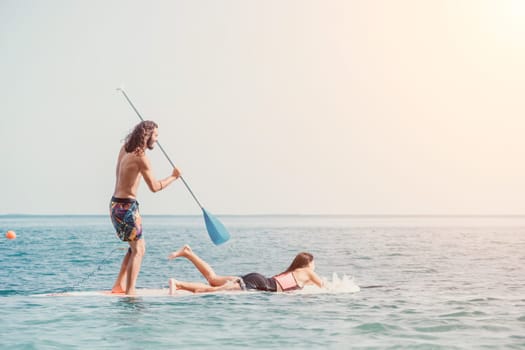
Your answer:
[1,215,524,349]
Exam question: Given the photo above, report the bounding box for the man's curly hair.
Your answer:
[124,120,158,154]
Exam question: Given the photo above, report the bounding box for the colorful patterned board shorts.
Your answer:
[110,197,143,241]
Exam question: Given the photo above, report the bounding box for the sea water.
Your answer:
[1,215,524,349]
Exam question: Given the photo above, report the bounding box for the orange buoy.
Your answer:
[6,230,16,240]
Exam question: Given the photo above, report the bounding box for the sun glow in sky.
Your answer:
[486,0,525,42]
[1,1,524,215]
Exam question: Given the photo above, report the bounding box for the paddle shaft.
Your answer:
[117,88,204,209]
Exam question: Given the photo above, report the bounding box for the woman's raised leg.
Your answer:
[168,245,237,286]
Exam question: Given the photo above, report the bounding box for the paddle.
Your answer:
[116,87,231,245]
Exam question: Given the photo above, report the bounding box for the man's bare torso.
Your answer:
[113,146,144,199]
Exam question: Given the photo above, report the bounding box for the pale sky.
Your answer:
[1,0,524,215]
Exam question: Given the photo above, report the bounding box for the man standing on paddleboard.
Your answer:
[110,120,181,295]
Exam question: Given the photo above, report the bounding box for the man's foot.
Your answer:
[168,244,192,260]
[168,278,178,295]
[111,285,125,294]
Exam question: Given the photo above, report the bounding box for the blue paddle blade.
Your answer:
[202,208,230,245]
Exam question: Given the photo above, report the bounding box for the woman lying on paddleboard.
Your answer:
[167,245,324,294]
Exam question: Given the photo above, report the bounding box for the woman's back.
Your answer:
[292,266,323,288]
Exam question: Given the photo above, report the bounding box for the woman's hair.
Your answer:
[124,120,158,154]
[281,252,314,274]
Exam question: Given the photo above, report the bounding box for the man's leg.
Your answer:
[112,249,130,293]
[126,239,146,295]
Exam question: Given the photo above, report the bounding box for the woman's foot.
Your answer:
[168,278,178,295]
[168,244,192,260]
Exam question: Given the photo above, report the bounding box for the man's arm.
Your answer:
[139,155,180,193]
[115,146,126,178]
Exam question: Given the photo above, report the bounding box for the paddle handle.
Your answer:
[116,87,204,209]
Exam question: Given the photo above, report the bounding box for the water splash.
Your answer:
[297,272,360,294]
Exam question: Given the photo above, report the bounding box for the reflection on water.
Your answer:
[116,296,149,312]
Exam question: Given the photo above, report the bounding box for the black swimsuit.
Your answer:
[239,273,277,292]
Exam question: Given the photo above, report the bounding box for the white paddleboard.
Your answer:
[41,288,192,297]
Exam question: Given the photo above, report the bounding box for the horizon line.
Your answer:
[1,213,525,218]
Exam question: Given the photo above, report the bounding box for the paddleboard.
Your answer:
[41,288,192,297]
